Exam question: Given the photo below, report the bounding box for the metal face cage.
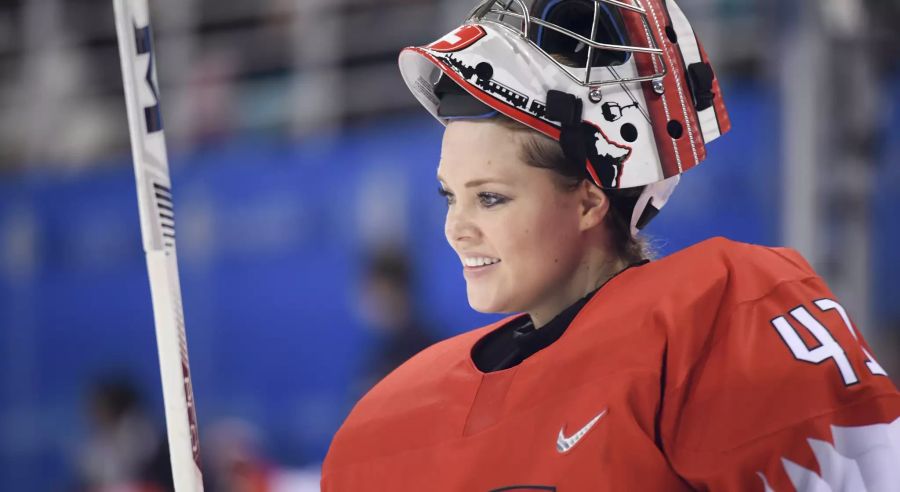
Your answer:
[465,0,667,90]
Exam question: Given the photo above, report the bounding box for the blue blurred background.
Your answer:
[1,0,899,490]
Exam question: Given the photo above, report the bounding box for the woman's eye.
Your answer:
[478,192,508,208]
[437,186,454,205]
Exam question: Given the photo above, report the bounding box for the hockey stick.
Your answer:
[112,0,204,490]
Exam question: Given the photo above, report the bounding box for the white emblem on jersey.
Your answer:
[757,416,900,491]
[556,409,607,454]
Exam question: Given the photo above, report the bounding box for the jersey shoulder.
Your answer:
[599,237,834,396]
[640,236,820,303]
[660,235,816,278]
[652,240,900,480]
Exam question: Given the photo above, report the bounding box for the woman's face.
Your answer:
[437,120,588,316]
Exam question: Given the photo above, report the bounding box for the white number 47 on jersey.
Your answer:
[771,299,888,386]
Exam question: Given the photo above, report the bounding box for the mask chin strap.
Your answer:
[544,89,592,179]
[630,175,680,237]
[546,89,622,188]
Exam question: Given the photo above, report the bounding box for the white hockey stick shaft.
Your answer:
[112,1,204,490]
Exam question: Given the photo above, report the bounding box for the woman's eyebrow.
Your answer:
[436,176,510,188]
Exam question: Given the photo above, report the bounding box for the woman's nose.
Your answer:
[445,205,478,244]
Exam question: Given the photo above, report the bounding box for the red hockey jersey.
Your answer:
[322,237,900,491]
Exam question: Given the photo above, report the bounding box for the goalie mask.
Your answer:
[398,0,730,234]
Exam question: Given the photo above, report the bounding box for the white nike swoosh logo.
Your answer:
[556,409,608,453]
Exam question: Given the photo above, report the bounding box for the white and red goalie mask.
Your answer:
[399,0,731,234]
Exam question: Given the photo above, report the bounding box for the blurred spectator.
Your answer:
[356,247,438,392]
[203,418,320,492]
[75,378,173,492]
[204,419,271,492]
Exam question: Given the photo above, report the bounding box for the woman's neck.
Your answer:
[528,252,628,329]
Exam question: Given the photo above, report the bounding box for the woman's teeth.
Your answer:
[463,257,501,267]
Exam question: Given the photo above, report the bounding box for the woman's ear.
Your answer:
[578,180,610,232]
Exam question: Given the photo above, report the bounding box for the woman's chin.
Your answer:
[468,302,500,314]
[466,292,514,314]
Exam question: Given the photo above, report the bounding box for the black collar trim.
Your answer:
[470,260,649,372]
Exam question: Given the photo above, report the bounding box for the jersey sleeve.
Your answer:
[661,264,900,491]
